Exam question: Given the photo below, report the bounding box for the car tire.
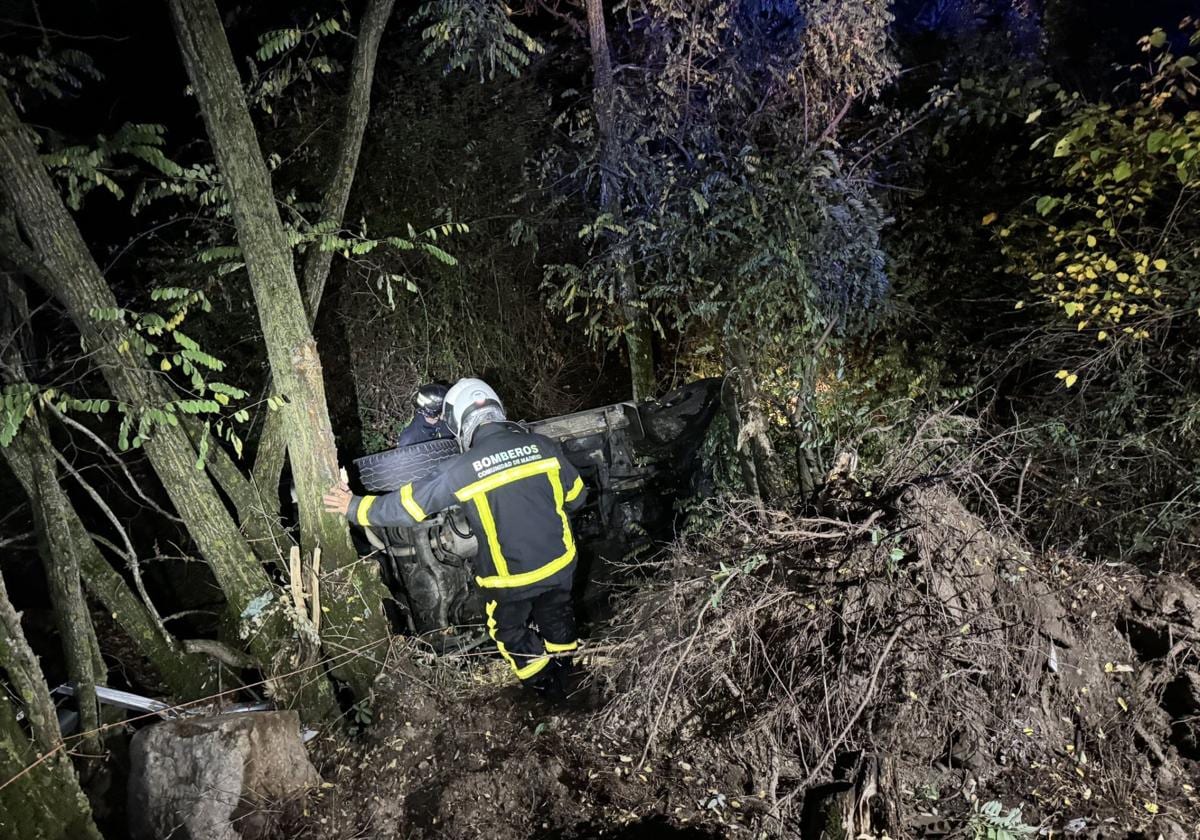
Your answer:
[353,438,459,492]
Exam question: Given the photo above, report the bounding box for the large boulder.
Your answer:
[128,710,320,840]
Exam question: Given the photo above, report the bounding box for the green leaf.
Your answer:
[1035,195,1059,216]
[1112,161,1132,182]
[1147,130,1169,153]
[195,423,210,470]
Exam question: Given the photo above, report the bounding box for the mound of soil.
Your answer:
[287,484,1200,839]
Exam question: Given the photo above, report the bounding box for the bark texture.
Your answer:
[727,340,781,505]
[168,0,389,697]
[252,0,396,516]
[0,691,101,840]
[1,438,213,700]
[0,277,103,752]
[184,416,292,566]
[0,570,101,840]
[0,277,211,701]
[13,428,104,755]
[0,90,271,606]
[585,0,655,400]
[0,89,332,712]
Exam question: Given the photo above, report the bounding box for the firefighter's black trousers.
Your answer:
[485,586,577,683]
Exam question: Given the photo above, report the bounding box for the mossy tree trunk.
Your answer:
[251,0,396,515]
[0,277,104,757]
[0,89,333,715]
[0,570,101,840]
[585,0,655,400]
[169,0,390,698]
[8,428,105,757]
[0,436,214,701]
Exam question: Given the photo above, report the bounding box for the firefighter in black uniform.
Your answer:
[395,381,453,447]
[324,378,587,694]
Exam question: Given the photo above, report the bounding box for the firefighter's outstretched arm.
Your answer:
[323,467,459,528]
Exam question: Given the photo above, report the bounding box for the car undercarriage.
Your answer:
[350,379,723,635]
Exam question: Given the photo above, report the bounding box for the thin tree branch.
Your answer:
[45,401,184,524]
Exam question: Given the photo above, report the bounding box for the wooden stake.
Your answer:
[310,547,321,635]
[288,545,306,619]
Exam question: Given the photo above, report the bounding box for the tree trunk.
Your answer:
[0,277,212,702]
[0,276,104,756]
[0,90,333,714]
[0,695,101,840]
[184,416,293,566]
[12,430,104,757]
[584,0,655,400]
[0,571,102,840]
[0,436,214,700]
[252,0,396,515]
[169,0,389,698]
[727,340,779,505]
[300,0,395,318]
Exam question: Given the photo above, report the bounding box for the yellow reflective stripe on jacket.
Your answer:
[400,483,427,522]
[454,457,561,501]
[474,463,576,590]
[565,475,584,503]
[544,639,578,653]
[486,600,550,680]
[355,495,376,526]
[470,493,509,577]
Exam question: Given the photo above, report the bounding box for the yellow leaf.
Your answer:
[1086,235,1097,247]
[1144,801,1159,815]
[1023,727,1034,735]
[1064,373,1078,388]
[1104,661,1114,673]
[982,212,998,226]
[160,358,172,372]
[1117,696,1129,712]
[1014,300,1025,310]
[1153,258,1167,271]
[1056,369,1070,380]
[959,623,971,634]
[1098,331,1108,341]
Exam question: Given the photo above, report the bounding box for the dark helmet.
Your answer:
[413,381,450,419]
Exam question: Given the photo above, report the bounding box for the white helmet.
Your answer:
[444,378,506,448]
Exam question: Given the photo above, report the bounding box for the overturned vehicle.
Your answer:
[350,380,722,634]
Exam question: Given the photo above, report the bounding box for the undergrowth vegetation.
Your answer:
[3,3,1200,839]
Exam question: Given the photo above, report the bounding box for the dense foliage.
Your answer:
[2,2,1200,836]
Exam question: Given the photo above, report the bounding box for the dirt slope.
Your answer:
[288,485,1200,839]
